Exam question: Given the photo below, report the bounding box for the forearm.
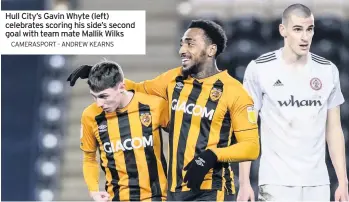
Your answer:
[211,132,259,162]
[83,152,100,191]
[124,79,148,94]
[239,161,252,185]
[327,132,348,185]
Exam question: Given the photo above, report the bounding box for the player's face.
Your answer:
[90,83,125,113]
[281,14,314,56]
[179,28,209,73]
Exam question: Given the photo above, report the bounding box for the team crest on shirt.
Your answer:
[247,106,257,124]
[310,77,322,91]
[140,112,152,127]
[209,87,222,101]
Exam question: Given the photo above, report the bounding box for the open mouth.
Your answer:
[182,58,190,63]
[181,54,191,64]
[300,44,308,49]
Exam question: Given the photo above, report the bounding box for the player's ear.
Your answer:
[279,23,287,38]
[118,82,126,91]
[208,44,217,57]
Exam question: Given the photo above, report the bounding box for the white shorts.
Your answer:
[258,184,330,201]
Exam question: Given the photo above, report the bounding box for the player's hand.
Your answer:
[335,183,349,201]
[67,65,92,86]
[237,183,255,202]
[89,191,110,202]
[183,149,217,191]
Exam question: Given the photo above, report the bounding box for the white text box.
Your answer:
[0,10,146,55]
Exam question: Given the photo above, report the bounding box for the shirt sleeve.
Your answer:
[124,78,148,94]
[243,60,263,112]
[83,151,99,191]
[124,68,180,101]
[80,112,97,152]
[327,63,345,109]
[231,88,258,132]
[210,87,260,162]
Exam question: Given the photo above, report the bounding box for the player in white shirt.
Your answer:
[236,3,349,201]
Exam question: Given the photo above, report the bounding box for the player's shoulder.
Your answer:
[309,52,339,76]
[81,103,103,120]
[172,66,183,73]
[310,52,340,83]
[244,50,279,73]
[162,66,182,78]
[222,73,253,104]
[253,50,278,65]
[309,52,333,66]
[221,71,249,92]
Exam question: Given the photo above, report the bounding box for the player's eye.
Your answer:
[98,95,108,99]
[294,28,301,32]
[307,28,313,31]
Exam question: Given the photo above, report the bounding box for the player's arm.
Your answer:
[242,60,263,112]
[183,90,260,190]
[83,152,99,192]
[124,68,180,100]
[326,64,348,190]
[239,60,262,188]
[210,92,260,162]
[326,106,348,185]
[124,79,148,94]
[80,113,99,192]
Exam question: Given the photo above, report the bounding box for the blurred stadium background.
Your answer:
[1,0,348,201]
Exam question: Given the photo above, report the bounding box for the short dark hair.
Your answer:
[188,19,227,57]
[282,4,312,25]
[87,60,124,92]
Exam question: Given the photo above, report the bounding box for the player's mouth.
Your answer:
[181,54,191,65]
[299,44,309,50]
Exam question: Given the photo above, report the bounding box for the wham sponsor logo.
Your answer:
[278,95,322,107]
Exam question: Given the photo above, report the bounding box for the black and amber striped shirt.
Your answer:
[125,67,260,194]
[80,92,168,201]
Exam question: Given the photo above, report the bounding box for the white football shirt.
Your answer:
[243,48,345,186]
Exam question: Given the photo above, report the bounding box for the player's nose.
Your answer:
[301,32,309,41]
[179,45,187,55]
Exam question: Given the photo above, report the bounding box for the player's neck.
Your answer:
[191,60,219,79]
[119,91,134,109]
[281,47,308,67]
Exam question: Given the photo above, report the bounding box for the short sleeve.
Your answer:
[230,87,258,132]
[243,60,263,111]
[80,112,97,152]
[327,63,345,109]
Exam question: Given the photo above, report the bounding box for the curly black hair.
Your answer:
[188,19,227,57]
